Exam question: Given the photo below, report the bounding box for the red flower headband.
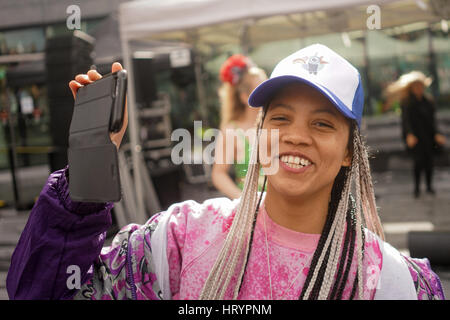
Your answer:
[219,54,253,86]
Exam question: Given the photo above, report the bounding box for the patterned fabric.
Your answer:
[7,167,446,300]
[74,215,163,300]
[402,255,446,300]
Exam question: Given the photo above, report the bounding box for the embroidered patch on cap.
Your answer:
[293,53,329,75]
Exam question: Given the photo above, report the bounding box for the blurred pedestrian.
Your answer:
[386,71,446,198]
[7,46,445,300]
[211,54,267,199]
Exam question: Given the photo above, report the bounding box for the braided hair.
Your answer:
[199,107,384,300]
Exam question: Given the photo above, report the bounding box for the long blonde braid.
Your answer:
[199,109,265,299]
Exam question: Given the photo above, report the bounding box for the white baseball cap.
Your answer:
[248,43,364,128]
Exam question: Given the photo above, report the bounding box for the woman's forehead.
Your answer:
[267,84,338,114]
[272,82,332,101]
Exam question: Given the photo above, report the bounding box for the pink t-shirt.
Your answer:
[166,199,382,300]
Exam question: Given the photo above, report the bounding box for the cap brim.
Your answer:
[248,75,357,123]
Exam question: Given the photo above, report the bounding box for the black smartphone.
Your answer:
[109,70,127,133]
[68,69,128,203]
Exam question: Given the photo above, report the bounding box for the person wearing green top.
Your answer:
[232,126,266,191]
[211,54,267,199]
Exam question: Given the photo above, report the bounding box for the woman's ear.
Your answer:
[341,147,353,167]
[342,121,355,167]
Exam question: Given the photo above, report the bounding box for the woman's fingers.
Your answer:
[69,69,102,99]
[69,63,121,99]
[111,62,123,73]
[69,62,123,100]
[74,74,93,85]
[70,74,92,99]
[87,69,102,81]
[69,80,83,99]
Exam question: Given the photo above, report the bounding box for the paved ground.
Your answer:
[0,159,449,299]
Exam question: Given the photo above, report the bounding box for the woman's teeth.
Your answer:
[280,155,312,169]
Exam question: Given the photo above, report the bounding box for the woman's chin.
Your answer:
[268,179,313,199]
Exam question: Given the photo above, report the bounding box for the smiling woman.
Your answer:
[6,44,445,300]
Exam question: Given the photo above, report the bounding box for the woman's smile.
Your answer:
[279,152,314,173]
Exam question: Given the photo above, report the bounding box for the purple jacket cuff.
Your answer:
[6,167,114,299]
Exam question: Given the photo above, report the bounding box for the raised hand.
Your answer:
[68,62,128,149]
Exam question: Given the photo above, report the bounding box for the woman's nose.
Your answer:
[281,125,313,146]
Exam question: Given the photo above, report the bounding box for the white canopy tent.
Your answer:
[117,0,446,222]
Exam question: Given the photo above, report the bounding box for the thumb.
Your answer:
[112,62,123,73]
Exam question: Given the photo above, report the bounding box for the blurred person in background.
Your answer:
[211,54,267,199]
[386,71,446,198]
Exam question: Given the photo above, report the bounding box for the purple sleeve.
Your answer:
[402,255,446,300]
[6,167,114,300]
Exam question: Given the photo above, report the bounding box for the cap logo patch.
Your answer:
[293,53,328,75]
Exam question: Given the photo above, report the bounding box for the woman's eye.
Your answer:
[271,116,288,121]
[315,122,333,128]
